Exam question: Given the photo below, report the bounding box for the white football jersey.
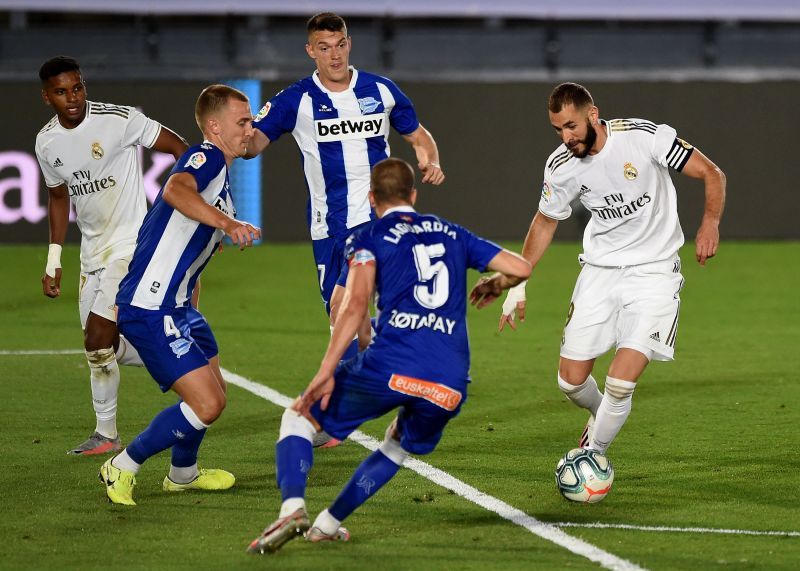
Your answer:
[539,118,694,267]
[35,101,162,272]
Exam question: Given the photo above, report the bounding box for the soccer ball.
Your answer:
[555,448,614,503]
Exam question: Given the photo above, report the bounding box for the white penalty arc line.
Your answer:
[553,522,800,538]
[220,368,646,571]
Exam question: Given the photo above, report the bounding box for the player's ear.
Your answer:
[41,89,51,106]
[409,188,418,206]
[305,42,315,60]
[368,190,376,209]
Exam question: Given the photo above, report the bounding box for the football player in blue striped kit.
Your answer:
[247,158,530,553]
[499,82,726,456]
[98,85,261,505]
[246,12,444,327]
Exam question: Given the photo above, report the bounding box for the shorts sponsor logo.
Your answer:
[169,337,192,358]
[185,152,206,170]
[388,374,462,411]
[315,113,386,142]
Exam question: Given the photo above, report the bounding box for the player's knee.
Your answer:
[557,373,588,392]
[85,347,116,372]
[193,392,226,424]
[278,408,316,443]
[379,434,409,466]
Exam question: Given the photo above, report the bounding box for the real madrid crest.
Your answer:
[91,142,104,160]
[623,162,638,180]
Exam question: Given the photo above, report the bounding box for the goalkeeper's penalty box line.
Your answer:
[221,367,647,571]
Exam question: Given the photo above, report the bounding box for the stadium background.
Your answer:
[1,1,799,244]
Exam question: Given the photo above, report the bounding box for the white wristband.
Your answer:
[501,280,527,317]
[46,243,62,278]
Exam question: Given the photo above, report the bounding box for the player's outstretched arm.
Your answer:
[295,264,374,416]
[402,124,445,185]
[152,126,189,160]
[41,184,69,298]
[243,129,270,159]
[496,211,559,332]
[679,149,726,266]
[470,251,531,310]
[162,173,261,249]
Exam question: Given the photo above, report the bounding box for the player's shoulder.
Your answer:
[178,142,225,172]
[607,117,660,136]
[545,143,576,177]
[87,100,136,121]
[273,77,315,101]
[355,69,403,92]
[36,115,60,141]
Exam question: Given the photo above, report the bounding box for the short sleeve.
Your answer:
[120,107,162,150]
[34,139,64,188]
[537,167,575,221]
[382,79,420,135]
[172,146,226,193]
[653,123,694,172]
[462,226,502,272]
[253,89,298,143]
[345,228,377,268]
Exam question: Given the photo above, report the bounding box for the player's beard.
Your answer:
[569,120,597,158]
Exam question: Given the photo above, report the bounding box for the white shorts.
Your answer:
[78,257,132,329]
[560,257,684,362]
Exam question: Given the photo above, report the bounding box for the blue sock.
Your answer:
[171,428,207,467]
[126,403,202,465]
[329,450,401,522]
[276,436,313,500]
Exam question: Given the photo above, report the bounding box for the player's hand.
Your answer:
[470,274,504,309]
[419,161,445,185]
[294,372,336,416]
[498,281,527,332]
[223,219,261,250]
[41,268,62,298]
[695,220,720,266]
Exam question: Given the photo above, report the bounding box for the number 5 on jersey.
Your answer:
[412,243,449,309]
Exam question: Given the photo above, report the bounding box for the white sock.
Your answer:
[279,497,306,518]
[558,374,603,417]
[116,335,144,367]
[590,376,637,453]
[312,509,341,536]
[169,463,199,484]
[87,348,120,439]
[112,449,141,474]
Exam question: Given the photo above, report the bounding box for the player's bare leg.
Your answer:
[71,313,122,455]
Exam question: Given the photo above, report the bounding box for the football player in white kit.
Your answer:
[500,82,726,456]
[34,56,189,456]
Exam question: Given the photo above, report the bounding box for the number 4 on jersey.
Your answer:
[163,315,182,338]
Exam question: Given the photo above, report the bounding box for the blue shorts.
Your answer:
[310,354,467,455]
[117,304,218,392]
[312,223,369,314]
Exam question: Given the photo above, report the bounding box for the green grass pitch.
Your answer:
[0,241,797,570]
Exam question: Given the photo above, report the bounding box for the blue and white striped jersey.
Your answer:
[253,67,420,240]
[116,142,234,310]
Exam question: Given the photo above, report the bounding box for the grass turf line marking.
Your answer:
[0,349,84,355]
[554,522,800,537]
[221,367,646,571]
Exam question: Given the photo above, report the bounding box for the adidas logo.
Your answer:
[649,332,661,342]
[579,184,592,197]
[52,157,63,167]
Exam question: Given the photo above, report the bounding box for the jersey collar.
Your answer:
[382,205,416,217]
[312,66,358,93]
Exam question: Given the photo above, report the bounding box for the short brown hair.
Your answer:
[195,84,248,133]
[548,82,594,113]
[307,12,347,36]
[371,158,415,206]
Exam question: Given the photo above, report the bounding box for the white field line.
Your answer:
[553,522,800,537]
[221,368,646,571]
[0,349,84,355]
